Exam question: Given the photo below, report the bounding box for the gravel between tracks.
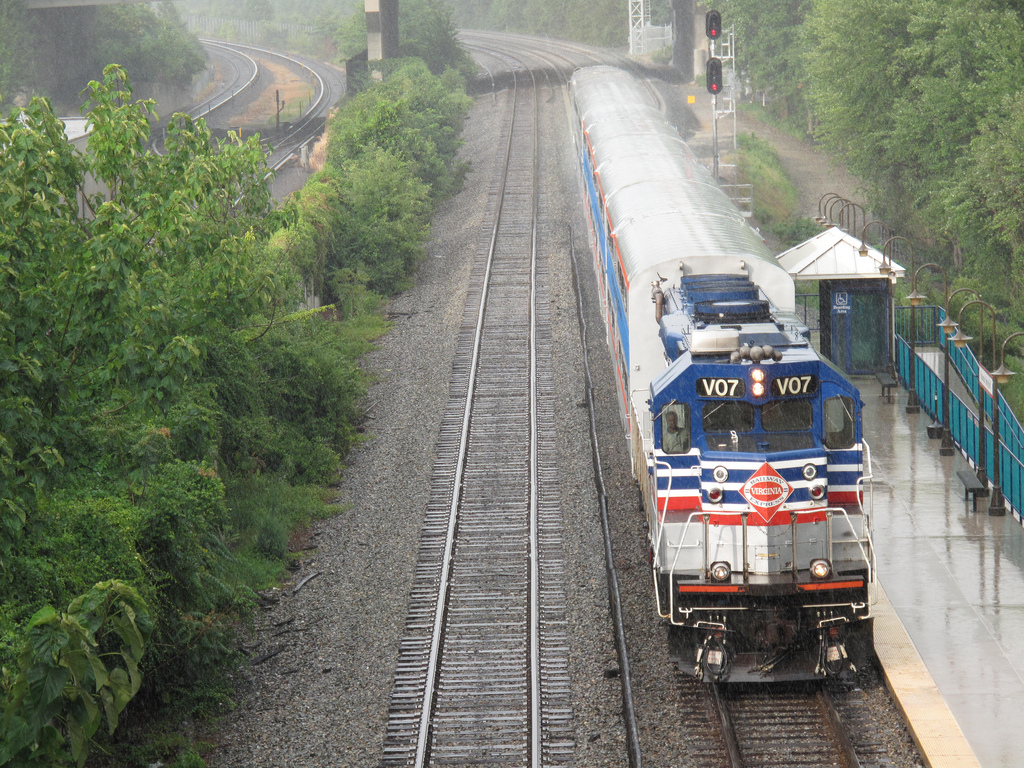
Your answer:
[207,64,919,768]
[207,80,628,767]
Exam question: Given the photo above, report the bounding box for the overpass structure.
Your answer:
[24,0,134,7]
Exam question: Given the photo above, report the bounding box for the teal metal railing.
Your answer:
[894,305,1023,520]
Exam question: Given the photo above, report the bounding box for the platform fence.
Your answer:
[895,305,1024,522]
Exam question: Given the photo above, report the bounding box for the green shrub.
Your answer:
[0,491,151,670]
[736,132,818,248]
[206,319,374,485]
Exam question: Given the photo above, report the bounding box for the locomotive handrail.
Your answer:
[853,439,877,595]
[652,495,874,586]
[652,457,686,619]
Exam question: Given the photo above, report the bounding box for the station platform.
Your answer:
[861,375,1024,767]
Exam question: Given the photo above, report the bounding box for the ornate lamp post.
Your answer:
[951,299,998,491]
[882,236,917,412]
[988,331,1024,516]
[936,287,979,456]
[907,263,947,439]
[838,201,865,236]
[817,192,842,227]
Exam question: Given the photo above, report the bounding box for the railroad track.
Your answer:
[198,40,342,171]
[674,671,868,768]
[380,59,573,767]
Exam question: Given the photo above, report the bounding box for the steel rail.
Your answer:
[383,56,554,767]
[569,225,644,768]
[409,63,523,768]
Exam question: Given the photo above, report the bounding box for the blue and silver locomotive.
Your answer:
[571,66,875,682]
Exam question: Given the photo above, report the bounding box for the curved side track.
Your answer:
[380,62,572,767]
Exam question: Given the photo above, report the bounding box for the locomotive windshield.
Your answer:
[702,401,754,432]
[701,398,817,452]
[762,399,813,431]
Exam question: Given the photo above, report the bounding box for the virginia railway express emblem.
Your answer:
[742,462,791,522]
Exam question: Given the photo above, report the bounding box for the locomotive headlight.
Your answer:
[712,465,730,483]
[707,485,724,504]
[710,561,732,582]
[802,463,818,481]
[810,558,832,580]
[809,482,827,501]
[750,368,766,398]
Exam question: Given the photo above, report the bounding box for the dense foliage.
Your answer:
[277,59,472,300]
[0,2,204,104]
[720,0,1024,384]
[0,2,35,101]
[0,7,472,756]
[95,4,206,89]
[0,67,368,765]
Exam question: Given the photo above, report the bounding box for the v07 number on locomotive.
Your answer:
[697,377,746,398]
[772,375,818,396]
[696,375,818,399]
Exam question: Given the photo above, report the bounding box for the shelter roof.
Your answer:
[776,226,906,281]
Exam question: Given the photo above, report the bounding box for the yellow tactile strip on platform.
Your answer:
[873,584,981,768]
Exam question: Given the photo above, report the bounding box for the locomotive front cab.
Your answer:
[647,351,875,681]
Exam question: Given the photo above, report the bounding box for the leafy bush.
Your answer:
[328,59,471,199]
[206,318,375,484]
[736,132,817,248]
[95,4,206,88]
[0,581,153,767]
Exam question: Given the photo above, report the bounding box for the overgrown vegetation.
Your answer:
[735,132,819,249]
[0,2,204,105]
[95,4,206,89]
[0,3,472,759]
[718,0,1024,408]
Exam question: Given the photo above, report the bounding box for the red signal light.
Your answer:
[706,58,723,95]
[706,10,722,39]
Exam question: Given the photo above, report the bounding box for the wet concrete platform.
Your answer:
[859,375,1024,767]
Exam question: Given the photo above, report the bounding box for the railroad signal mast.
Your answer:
[704,9,737,186]
[629,0,650,54]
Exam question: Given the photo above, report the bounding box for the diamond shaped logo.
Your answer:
[742,462,791,522]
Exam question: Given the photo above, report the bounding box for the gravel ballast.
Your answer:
[208,77,628,768]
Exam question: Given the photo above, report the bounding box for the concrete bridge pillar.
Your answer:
[365,0,399,62]
[31,6,98,108]
[671,0,694,81]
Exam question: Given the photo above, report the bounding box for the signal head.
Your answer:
[706,10,722,39]
[706,58,723,94]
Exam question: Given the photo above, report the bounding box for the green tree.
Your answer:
[328,60,471,196]
[716,0,811,125]
[335,146,432,294]
[398,0,477,78]
[803,0,915,220]
[95,4,205,88]
[0,65,282,553]
[0,2,34,101]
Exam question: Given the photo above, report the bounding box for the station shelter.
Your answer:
[777,227,906,376]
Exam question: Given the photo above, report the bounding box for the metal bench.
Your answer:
[875,371,898,403]
[957,468,989,511]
